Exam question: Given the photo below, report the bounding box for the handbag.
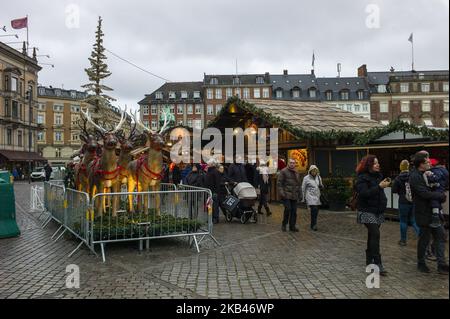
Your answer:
[349,191,358,211]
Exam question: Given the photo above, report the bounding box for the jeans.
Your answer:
[365,223,381,258]
[282,199,297,229]
[398,203,420,242]
[418,225,447,266]
[310,205,319,228]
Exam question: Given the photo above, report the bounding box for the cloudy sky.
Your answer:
[2,0,449,110]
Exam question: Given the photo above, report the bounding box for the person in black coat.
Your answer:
[227,162,248,184]
[409,152,448,274]
[185,164,205,188]
[256,162,271,216]
[44,162,53,182]
[204,159,222,223]
[355,155,390,275]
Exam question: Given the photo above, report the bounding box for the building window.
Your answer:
[233,77,240,85]
[37,113,45,124]
[169,91,176,99]
[275,90,283,99]
[215,89,222,99]
[354,104,361,112]
[17,130,22,147]
[71,132,79,141]
[53,104,64,112]
[151,105,157,115]
[292,89,300,98]
[234,88,241,97]
[12,101,19,118]
[54,114,63,125]
[216,104,222,114]
[177,104,184,114]
[55,131,63,142]
[380,102,388,113]
[37,131,44,142]
[309,88,316,98]
[210,77,218,85]
[326,91,332,101]
[346,104,352,112]
[243,88,250,99]
[262,88,270,98]
[253,88,261,98]
[70,91,77,99]
[256,76,264,84]
[11,77,18,92]
[37,103,45,111]
[357,90,364,100]
[71,114,80,126]
[6,128,12,145]
[422,117,433,127]
[207,105,214,115]
[181,91,188,99]
[193,91,201,99]
[169,105,175,114]
[195,104,202,114]
[362,104,368,112]
[207,89,213,99]
[155,92,163,99]
[381,120,389,125]
[444,101,449,112]
[187,104,193,114]
[377,85,387,93]
[151,120,157,129]
[194,119,202,129]
[340,90,349,100]
[71,105,80,113]
[443,83,449,92]
[55,148,62,158]
[421,83,430,92]
[187,119,193,127]
[401,101,410,112]
[422,101,431,112]
[400,83,409,93]
[143,105,149,115]
[226,88,233,98]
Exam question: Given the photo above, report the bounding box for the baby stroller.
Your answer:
[221,182,258,224]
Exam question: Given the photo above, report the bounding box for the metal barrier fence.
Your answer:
[30,185,44,212]
[90,184,220,262]
[40,181,220,262]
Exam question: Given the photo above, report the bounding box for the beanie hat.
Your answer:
[399,160,409,172]
[429,158,439,166]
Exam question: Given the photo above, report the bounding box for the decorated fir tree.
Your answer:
[82,16,115,113]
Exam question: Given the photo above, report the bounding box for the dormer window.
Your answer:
[71,91,77,99]
[357,90,364,100]
[169,91,176,99]
[340,90,349,100]
[275,89,283,99]
[55,89,61,96]
[309,88,317,98]
[38,87,45,95]
[155,92,163,99]
[256,76,264,84]
[193,91,201,99]
[292,88,300,98]
[377,85,387,93]
[326,90,333,101]
[181,91,188,99]
[233,77,240,85]
[210,77,218,85]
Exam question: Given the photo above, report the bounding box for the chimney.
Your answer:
[358,64,367,77]
[22,41,27,55]
[283,69,288,75]
[32,47,37,60]
[311,69,315,76]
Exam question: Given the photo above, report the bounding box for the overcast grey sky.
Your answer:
[2,0,449,109]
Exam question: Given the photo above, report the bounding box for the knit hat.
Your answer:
[399,160,409,172]
[429,158,439,166]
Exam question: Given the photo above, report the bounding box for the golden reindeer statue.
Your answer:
[128,109,170,215]
[82,106,126,216]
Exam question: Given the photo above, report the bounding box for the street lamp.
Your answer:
[26,89,32,184]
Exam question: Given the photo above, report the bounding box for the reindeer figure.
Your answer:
[116,117,147,212]
[128,109,170,215]
[83,107,126,217]
[74,117,100,193]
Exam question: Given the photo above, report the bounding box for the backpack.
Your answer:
[404,181,413,202]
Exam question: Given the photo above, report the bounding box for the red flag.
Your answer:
[11,17,28,29]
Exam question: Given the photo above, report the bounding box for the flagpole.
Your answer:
[26,14,29,55]
[411,39,414,71]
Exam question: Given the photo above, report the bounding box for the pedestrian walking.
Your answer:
[301,164,323,231]
[204,158,221,224]
[277,158,302,232]
[256,161,271,216]
[44,162,53,182]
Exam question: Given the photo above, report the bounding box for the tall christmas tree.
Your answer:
[82,16,115,113]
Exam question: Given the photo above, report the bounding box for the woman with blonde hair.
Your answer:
[301,165,323,231]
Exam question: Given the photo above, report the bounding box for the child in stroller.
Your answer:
[220,181,258,224]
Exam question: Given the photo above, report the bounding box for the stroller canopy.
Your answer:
[233,182,257,200]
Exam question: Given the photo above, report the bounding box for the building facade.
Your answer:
[359,65,449,127]
[203,73,272,124]
[0,41,43,172]
[37,86,89,165]
[138,82,204,131]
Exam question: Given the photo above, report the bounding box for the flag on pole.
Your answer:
[408,33,413,43]
[11,17,28,29]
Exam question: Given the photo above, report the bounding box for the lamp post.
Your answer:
[25,89,32,183]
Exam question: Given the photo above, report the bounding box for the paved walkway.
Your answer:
[0,182,448,299]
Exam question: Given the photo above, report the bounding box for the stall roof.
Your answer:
[0,150,46,161]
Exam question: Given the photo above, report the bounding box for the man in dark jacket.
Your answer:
[44,162,53,182]
[228,162,248,184]
[277,158,301,232]
[409,152,448,274]
[185,164,205,187]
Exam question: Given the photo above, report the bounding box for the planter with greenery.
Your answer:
[322,170,352,211]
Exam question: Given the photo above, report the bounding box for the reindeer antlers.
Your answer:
[81,105,126,134]
[134,107,170,135]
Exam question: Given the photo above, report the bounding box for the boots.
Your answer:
[373,254,388,276]
[265,206,272,216]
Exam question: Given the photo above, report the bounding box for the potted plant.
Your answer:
[322,169,352,211]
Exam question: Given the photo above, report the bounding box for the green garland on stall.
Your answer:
[209,97,449,145]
